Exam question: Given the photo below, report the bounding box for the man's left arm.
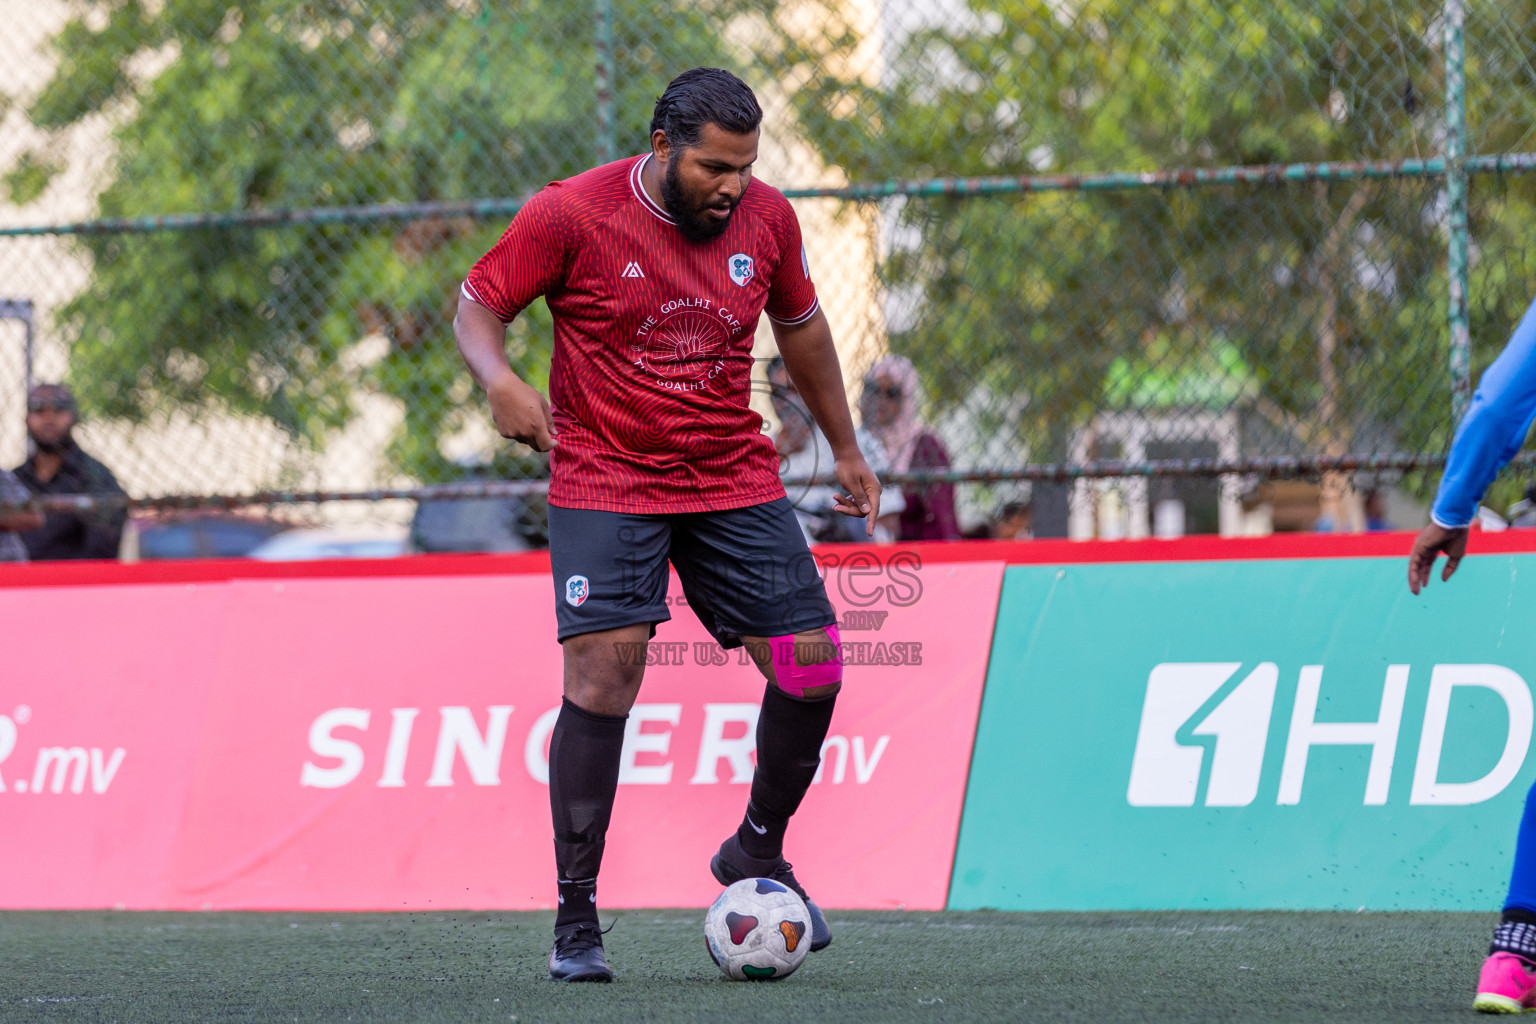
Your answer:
[1410,293,1536,593]
[764,200,882,535]
[78,460,127,560]
[773,309,882,534]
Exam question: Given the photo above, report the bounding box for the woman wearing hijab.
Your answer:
[861,355,961,541]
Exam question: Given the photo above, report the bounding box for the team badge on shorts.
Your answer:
[565,575,590,607]
[728,253,754,287]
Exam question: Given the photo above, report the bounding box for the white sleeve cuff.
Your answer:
[460,281,510,323]
[1430,511,1473,530]
[766,297,820,327]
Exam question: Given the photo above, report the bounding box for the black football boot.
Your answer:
[548,921,613,982]
[711,832,831,951]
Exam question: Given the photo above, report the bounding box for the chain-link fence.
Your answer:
[0,0,1533,544]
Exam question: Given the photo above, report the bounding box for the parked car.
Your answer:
[123,513,289,560]
[409,488,548,553]
[1505,484,1536,528]
[247,528,408,561]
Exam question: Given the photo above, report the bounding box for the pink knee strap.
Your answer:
[767,624,843,697]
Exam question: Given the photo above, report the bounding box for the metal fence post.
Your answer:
[0,298,34,467]
[594,0,616,165]
[0,297,34,390]
[1444,0,1471,425]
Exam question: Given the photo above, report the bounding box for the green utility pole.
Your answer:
[595,0,616,165]
[1444,0,1471,425]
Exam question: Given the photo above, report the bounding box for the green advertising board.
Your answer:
[951,554,1536,910]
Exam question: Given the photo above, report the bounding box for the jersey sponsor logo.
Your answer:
[630,296,737,392]
[800,244,809,279]
[622,261,645,278]
[727,253,754,287]
[565,575,590,607]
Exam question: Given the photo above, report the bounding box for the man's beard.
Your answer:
[30,433,71,454]
[661,158,737,242]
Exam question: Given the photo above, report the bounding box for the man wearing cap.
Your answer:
[13,384,127,560]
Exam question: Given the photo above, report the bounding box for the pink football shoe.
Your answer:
[1475,951,1536,1013]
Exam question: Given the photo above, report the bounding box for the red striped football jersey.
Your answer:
[462,154,820,513]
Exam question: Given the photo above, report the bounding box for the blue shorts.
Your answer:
[548,497,836,647]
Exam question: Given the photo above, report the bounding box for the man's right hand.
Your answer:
[487,374,556,452]
[1408,522,1470,595]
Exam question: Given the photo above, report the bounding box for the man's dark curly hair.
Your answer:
[649,67,762,149]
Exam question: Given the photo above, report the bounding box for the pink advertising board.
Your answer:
[0,556,1002,911]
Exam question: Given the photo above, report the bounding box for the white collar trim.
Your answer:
[629,154,676,224]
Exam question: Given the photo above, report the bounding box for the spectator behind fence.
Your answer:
[767,356,903,544]
[962,500,1031,540]
[13,384,127,560]
[1364,488,1391,532]
[861,355,960,541]
[0,468,42,562]
[992,500,1032,540]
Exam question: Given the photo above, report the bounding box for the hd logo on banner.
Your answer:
[952,556,1536,912]
[1127,661,1531,809]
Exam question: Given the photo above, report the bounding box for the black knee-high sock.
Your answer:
[738,683,837,860]
[549,697,627,928]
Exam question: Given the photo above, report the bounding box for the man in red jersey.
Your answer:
[454,67,881,982]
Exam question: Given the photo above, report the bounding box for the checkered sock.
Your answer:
[1491,919,1536,961]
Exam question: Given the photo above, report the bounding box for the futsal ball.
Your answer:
[703,878,812,981]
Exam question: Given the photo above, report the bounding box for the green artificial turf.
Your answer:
[0,909,1497,1023]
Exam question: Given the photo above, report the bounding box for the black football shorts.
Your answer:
[548,497,836,647]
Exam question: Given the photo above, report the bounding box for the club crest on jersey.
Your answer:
[728,253,754,287]
[565,575,590,607]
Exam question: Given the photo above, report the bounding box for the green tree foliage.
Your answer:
[22,0,799,481]
[23,0,1536,493]
[787,0,1536,466]
[3,150,62,205]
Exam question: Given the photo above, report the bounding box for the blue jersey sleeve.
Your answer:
[1432,295,1536,528]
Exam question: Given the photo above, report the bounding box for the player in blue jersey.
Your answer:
[1407,294,1536,1013]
